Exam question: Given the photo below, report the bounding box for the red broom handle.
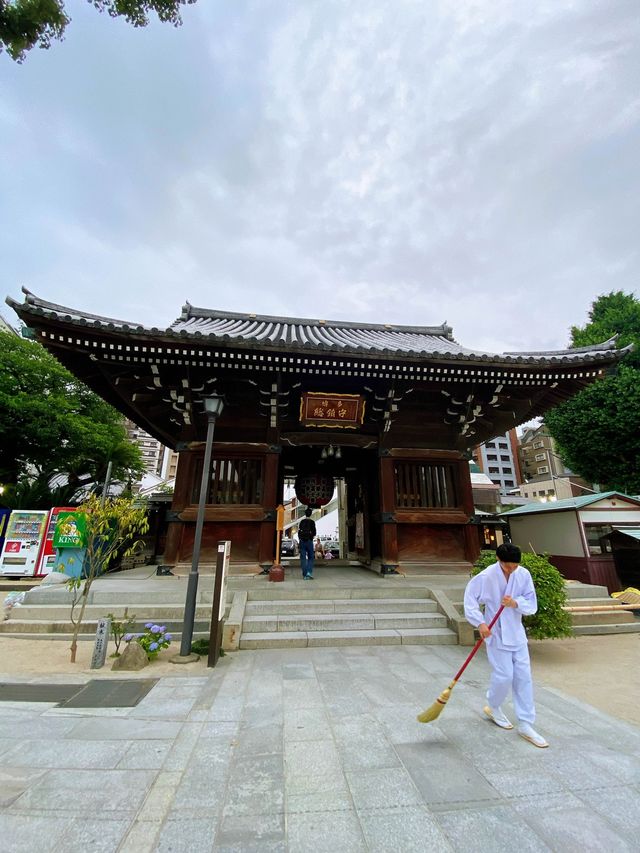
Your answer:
[452,605,504,683]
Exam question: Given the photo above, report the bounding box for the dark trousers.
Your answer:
[299,540,315,577]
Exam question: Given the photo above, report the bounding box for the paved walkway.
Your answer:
[1,644,639,852]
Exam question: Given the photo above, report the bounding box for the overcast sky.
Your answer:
[2,0,638,354]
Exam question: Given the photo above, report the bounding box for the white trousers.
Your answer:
[485,643,535,724]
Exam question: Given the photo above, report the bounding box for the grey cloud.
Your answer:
[2,0,639,352]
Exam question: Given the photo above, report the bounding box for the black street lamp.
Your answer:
[174,395,224,661]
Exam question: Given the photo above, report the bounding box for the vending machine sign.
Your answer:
[53,512,87,549]
[0,511,49,576]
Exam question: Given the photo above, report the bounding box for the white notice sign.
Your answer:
[91,618,111,669]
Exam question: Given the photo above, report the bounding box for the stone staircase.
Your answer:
[0,580,457,649]
[238,588,457,649]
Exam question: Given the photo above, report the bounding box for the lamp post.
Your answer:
[174,395,224,661]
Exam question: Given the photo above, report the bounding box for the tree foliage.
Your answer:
[0,331,144,491]
[0,0,196,62]
[545,291,640,494]
[472,551,573,640]
[60,493,149,662]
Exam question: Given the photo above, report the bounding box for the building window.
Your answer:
[192,457,263,505]
[504,480,514,487]
[537,466,549,474]
[584,524,613,556]
[498,443,508,450]
[535,453,546,462]
[500,455,510,462]
[533,440,544,449]
[486,454,498,461]
[394,462,459,508]
[503,467,513,474]
[488,467,500,474]
[485,442,496,448]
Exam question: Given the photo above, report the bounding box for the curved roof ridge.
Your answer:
[175,304,454,337]
[503,336,623,356]
[9,288,156,330]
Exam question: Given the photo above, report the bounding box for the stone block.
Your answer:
[306,629,401,647]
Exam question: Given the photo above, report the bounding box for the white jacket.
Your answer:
[464,561,537,650]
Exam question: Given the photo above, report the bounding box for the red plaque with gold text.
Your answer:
[300,392,365,429]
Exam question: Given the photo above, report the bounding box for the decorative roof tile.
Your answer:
[5,288,633,367]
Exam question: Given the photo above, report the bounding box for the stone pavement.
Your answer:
[1,645,639,852]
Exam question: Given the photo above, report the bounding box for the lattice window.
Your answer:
[394,462,459,508]
[192,458,263,504]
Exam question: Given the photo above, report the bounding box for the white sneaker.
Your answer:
[517,722,549,748]
[483,705,513,730]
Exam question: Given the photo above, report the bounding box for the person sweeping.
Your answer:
[463,542,548,748]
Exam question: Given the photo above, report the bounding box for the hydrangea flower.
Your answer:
[164,633,172,641]
[145,622,153,629]
[149,641,159,651]
[151,624,161,634]
[124,633,133,642]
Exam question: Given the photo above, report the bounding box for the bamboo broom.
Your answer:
[417,605,504,724]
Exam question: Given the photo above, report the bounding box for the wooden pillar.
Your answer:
[458,459,479,563]
[379,455,399,570]
[258,449,280,568]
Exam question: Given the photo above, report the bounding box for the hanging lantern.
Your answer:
[294,472,334,508]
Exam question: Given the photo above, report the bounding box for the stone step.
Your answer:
[0,618,214,636]
[244,598,438,616]
[242,586,433,602]
[572,622,640,636]
[0,630,210,642]
[239,627,457,649]
[570,610,636,626]
[564,583,610,599]
[8,604,227,622]
[242,612,448,633]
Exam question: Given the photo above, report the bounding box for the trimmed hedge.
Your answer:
[472,550,574,640]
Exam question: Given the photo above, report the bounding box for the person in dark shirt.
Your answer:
[297,508,317,579]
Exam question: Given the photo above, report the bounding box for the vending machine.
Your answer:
[0,510,49,576]
[0,508,11,555]
[36,506,76,577]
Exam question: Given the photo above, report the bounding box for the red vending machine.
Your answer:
[0,510,49,576]
[36,506,77,576]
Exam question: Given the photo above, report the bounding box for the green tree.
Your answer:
[545,291,640,494]
[0,0,196,62]
[60,494,149,662]
[0,331,144,492]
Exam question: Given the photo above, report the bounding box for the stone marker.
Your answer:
[90,618,111,669]
[111,640,148,671]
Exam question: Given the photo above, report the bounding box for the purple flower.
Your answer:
[159,626,167,633]
[151,624,161,634]
[164,633,172,641]
[149,642,159,651]
[145,622,153,629]
[124,633,133,642]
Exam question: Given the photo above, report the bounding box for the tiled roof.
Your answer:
[5,288,633,365]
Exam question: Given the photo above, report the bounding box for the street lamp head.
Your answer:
[203,396,224,417]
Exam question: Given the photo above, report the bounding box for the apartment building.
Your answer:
[125,419,165,477]
[518,424,570,483]
[473,429,522,498]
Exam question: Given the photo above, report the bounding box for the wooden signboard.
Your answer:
[300,392,365,429]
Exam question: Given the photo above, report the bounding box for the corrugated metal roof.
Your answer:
[5,288,634,365]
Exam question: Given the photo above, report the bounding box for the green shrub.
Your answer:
[472,550,573,640]
[190,638,209,656]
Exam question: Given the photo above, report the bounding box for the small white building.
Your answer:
[502,491,640,591]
